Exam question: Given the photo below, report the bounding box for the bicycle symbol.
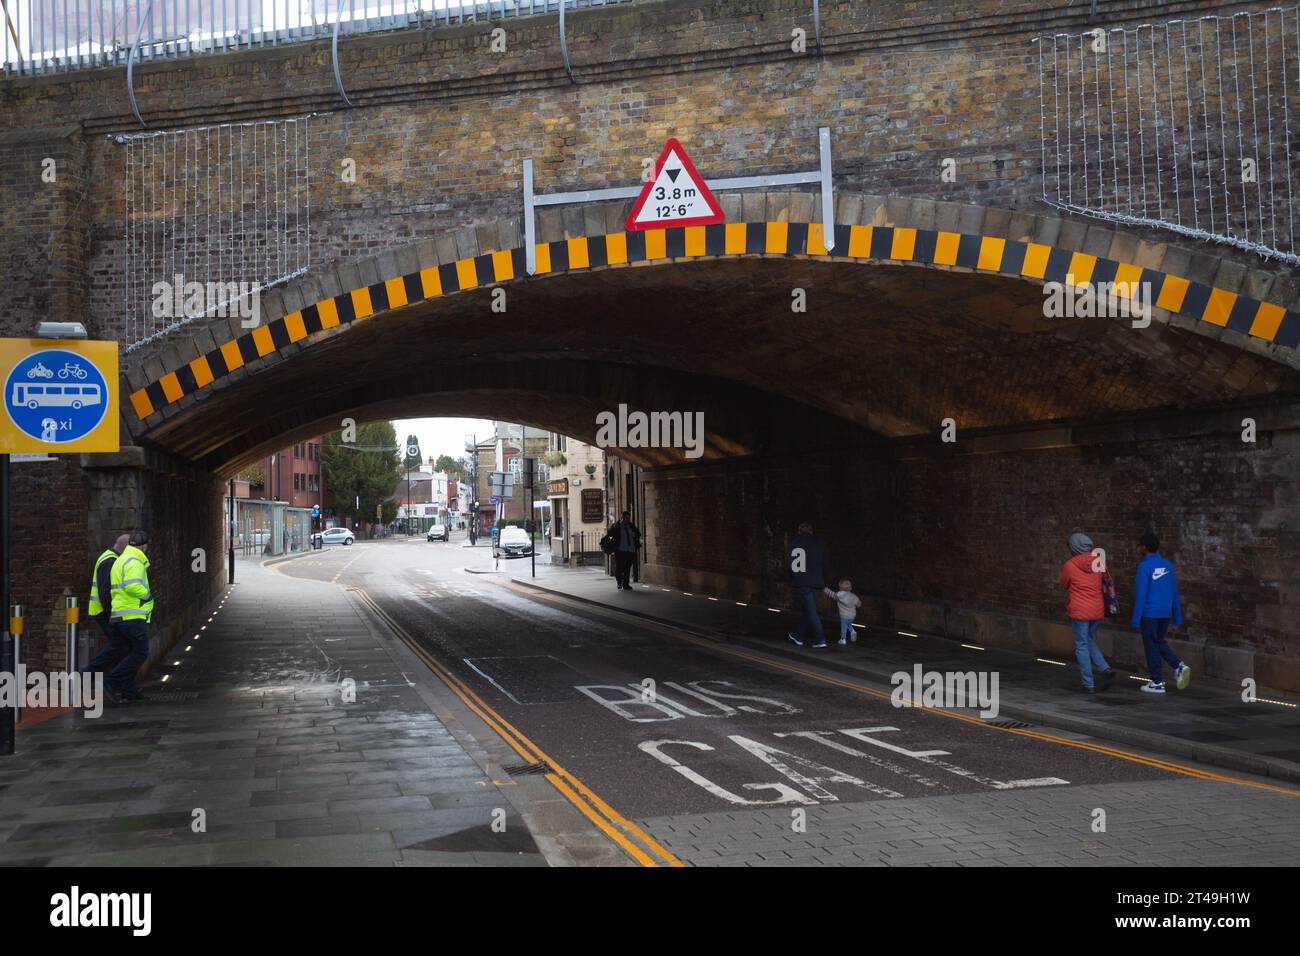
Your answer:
[57,363,87,380]
[27,362,53,379]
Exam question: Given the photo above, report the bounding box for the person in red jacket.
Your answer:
[1058,532,1116,694]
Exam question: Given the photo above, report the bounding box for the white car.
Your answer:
[317,527,355,546]
[498,526,533,557]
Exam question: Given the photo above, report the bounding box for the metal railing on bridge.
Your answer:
[1036,4,1300,266]
[1,0,637,77]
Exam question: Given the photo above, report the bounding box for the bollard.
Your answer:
[9,604,21,725]
[65,596,79,673]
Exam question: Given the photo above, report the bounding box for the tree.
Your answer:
[435,454,463,477]
[321,422,401,525]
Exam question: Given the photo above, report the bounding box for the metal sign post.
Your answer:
[0,325,117,749]
[0,454,11,756]
[522,127,835,275]
[228,478,236,583]
[9,604,20,728]
[523,457,537,579]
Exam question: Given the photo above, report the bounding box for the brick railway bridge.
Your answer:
[3,0,1298,692]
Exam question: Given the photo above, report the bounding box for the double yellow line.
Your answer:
[352,588,683,867]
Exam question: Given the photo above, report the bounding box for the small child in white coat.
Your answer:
[824,579,862,644]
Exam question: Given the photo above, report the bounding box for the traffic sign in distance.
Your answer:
[489,470,514,498]
[626,138,724,231]
[1,339,119,454]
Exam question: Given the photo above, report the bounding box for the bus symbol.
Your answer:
[10,382,103,411]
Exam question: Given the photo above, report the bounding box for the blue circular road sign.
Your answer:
[4,348,109,445]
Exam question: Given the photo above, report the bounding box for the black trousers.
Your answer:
[614,551,635,588]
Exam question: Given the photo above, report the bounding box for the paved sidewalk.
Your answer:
[506,567,1300,783]
[0,558,549,866]
[638,778,1300,867]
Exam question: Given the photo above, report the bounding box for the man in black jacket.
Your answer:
[786,521,832,649]
[605,511,642,590]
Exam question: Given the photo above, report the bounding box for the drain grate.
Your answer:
[986,718,1031,729]
[503,761,552,777]
[143,691,200,702]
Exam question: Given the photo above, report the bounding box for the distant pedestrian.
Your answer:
[1058,532,1115,694]
[824,579,861,645]
[1132,532,1190,694]
[82,533,129,683]
[107,530,154,705]
[603,511,641,590]
[786,521,832,649]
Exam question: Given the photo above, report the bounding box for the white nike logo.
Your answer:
[1152,567,1168,580]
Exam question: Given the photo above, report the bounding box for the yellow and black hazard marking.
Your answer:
[129,222,1300,422]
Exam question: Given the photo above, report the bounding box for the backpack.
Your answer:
[1101,571,1120,617]
[600,532,615,555]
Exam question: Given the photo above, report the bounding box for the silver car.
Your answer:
[498,526,533,557]
[317,527,355,546]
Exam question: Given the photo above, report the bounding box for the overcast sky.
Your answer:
[391,417,496,466]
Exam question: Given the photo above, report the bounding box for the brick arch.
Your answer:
[202,364,790,475]
[124,192,1300,435]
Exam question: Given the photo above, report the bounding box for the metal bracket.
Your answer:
[559,0,575,83]
[522,127,835,274]
[125,0,156,128]
[818,126,833,247]
[524,159,537,276]
[332,0,355,108]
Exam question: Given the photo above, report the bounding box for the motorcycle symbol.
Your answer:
[27,362,54,379]
[57,363,87,380]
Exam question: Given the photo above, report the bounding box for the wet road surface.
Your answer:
[279,539,1177,820]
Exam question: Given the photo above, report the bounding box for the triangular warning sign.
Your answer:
[626,138,724,231]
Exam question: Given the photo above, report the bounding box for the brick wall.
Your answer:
[0,129,90,337]
[640,404,1300,692]
[888,428,1300,663]
[8,457,89,673]
[8,448,225,681]
[0,0,1278,356]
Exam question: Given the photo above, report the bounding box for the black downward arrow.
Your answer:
[666,168,681,183]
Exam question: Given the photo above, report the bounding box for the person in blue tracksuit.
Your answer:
[1132,532,1190,694]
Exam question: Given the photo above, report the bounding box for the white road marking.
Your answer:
[838,727,1069,790]
[729,735,904,800]
[775,730,948,790]
[638,740,812,806]
[461,658,526,705]
[1001,777,1071,788]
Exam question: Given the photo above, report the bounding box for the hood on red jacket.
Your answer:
[1067,552,1098,573]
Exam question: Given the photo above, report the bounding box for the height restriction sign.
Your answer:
[625,138,724,231]
[0,338,119,454]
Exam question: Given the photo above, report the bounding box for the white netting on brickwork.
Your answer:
[1037,6,1300,265]
[118,114,314,352]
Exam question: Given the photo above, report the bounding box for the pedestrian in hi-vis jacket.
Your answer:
[1132,532,1190,694]
[82,533,130,684]
[106,530,155,706]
